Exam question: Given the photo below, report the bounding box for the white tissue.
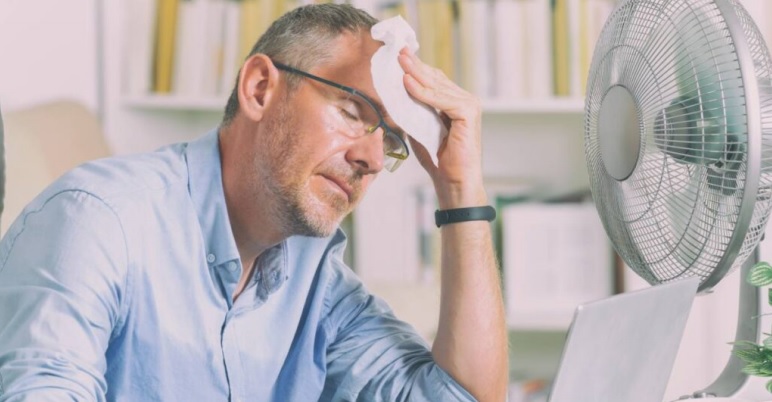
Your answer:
[370,16,447,166]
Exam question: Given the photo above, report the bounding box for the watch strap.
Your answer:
[434,206,496,228]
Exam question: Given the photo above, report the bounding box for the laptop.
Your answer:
[547,277,700,402]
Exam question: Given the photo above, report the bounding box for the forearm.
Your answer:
[431,192,508,402]
[396,47,508,401]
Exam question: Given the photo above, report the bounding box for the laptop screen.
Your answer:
[548,277,699,402]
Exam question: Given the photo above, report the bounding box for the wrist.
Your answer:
[435,183,488,210]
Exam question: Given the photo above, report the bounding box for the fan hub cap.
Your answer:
[598,85,641,181]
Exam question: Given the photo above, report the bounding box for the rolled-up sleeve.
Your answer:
[320,267,476,402]
[0,190,128,402]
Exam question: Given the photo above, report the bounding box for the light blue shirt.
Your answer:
[0,130,474,401]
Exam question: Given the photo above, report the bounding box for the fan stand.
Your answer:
[682,248,772,401]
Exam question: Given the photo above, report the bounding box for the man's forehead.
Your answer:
[315,32,404,131]
[320,33,381,92]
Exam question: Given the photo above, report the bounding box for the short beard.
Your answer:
[256,95,348,238]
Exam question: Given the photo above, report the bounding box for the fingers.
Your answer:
[398,48,451,89]
[399,47,484,190]
[397,48,480,122]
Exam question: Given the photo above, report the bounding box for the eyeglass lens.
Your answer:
[331,89,408,170]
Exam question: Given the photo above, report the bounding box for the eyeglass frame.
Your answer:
[271,61,410,171]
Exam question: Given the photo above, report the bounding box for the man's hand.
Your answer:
[398,48,509,402]
[397,48,487,210]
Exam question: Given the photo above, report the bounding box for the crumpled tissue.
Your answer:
[370,15,447,166]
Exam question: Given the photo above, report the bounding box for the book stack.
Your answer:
[371,0,616,101]
[123,0,620,101]
[501,201,614,329]
[123,0,314,99]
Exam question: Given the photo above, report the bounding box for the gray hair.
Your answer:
[221,3,378,127]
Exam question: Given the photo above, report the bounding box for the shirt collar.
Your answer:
[185,128,241,267]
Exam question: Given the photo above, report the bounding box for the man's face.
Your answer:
[254,32,391,237]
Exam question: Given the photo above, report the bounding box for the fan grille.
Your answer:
[584,0,772,290]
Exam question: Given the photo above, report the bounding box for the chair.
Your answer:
[1,100,111,236]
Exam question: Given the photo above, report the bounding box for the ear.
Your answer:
[236,54,281,122]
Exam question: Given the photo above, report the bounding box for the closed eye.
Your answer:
[339,106,361,122]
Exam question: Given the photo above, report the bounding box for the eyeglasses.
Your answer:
[272,61,410,172]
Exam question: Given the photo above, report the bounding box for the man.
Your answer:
[0,4,506,401]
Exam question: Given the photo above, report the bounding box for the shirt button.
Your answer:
[206,253,216,263]
[227,262,237,272]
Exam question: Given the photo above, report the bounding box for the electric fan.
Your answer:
[584,0,772,399]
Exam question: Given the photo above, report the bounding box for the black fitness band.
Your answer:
[434,206,497,228]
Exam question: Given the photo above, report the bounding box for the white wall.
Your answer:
[0,0,206,154]
[0,0,99,113]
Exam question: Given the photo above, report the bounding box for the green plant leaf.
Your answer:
[742,362,772,377]
[749,262,772,287]
[758,360,772,376]
[735,347,764,363]
[734,340,762,348]
[732,263,772,389]
[744,364,764,376]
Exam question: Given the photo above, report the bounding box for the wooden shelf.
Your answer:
[123,95,228,112]
[123,94,585,115]
[482,98,585,114]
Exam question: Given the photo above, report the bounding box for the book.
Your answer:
[239,0,274,63]
[172,0,207,96]
[553,0,582,97]
[122,0,157,96]
[579,0,615,94]
[490,0,553,99]
[566,0,582,97]
[219,0,242,95]
[418,0,455,77]
[552,0,570,96]
[522,0,552,98]
[430,0,456,81]
[200,0,226,97]
[554,0,588,97]
[153,0,181,93]
[458,0,493,98]
[502,201,613,328]
[492,0,526,99]
[484,177,542,270]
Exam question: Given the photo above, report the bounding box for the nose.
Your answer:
[346,127,385,174]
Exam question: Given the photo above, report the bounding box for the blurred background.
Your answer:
[3,0,772,400]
